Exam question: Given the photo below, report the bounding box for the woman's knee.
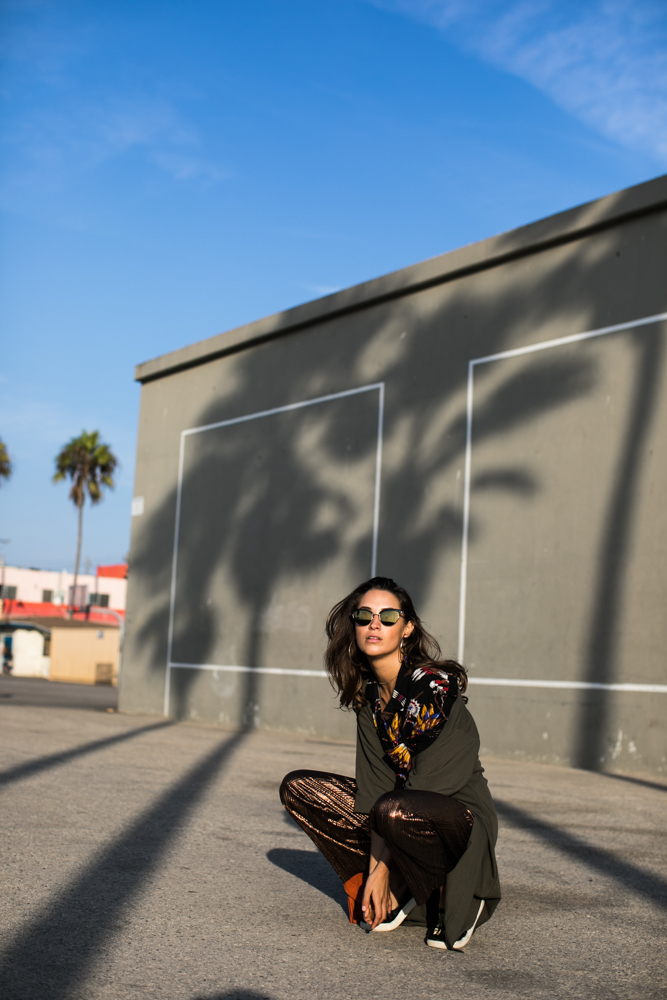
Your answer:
[371,790,408,838]
[279,769,316,809]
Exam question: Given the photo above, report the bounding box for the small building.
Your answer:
[0,564,127,617]
[0,618,121,685]
[1,624,50,679]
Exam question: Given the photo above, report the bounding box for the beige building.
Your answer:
[49,620,120,685]
[1,618,121,685]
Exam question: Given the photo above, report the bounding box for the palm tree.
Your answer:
[0,439,11,608]
[54,431,117,615]
[0,438,11,485]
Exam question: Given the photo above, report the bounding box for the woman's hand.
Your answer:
[361,859,392,929]
[362,830,395,929]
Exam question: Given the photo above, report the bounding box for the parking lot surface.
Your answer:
[0,680,665,1000]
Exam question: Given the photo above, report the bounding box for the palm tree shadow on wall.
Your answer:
[128,342,594,727]
[576,325,663,768]
[126,188,663,766]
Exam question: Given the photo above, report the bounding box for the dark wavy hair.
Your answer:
[324,576,467,712]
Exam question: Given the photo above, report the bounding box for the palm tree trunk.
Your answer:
[70,500,84,618]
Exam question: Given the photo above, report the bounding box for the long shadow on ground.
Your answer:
[266,847,348,914]
[192,992,274,999]
[495,799,667,910]
[599,772,667,794]
[0,732,245,1000]
[0,720,172,787]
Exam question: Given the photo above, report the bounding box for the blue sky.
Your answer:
[1,0,665,572]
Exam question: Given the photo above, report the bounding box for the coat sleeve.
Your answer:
[354,703,396,813]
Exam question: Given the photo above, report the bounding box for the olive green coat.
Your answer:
[354,694,501,947]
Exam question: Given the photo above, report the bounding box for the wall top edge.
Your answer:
[134,173,667,384]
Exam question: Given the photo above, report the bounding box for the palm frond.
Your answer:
[53,430,118,508]
[0,439,12,484]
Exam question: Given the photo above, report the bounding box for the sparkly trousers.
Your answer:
[280,770,474,919]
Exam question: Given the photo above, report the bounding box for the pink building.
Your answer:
[0,563,127,620]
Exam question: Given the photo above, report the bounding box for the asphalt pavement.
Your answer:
[0,675,117,710]
[0,681,665,1000]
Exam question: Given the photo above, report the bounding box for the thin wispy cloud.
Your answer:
[0,19,229,206]
[2,96,229,192]
[369,0,667,164]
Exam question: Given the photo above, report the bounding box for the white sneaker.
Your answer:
[426,899,485,951]
[360,894,417,932]
[452,899,485,950]
[425,917,447,949]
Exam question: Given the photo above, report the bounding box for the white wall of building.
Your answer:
[0,566,127,609]
[1,628,50,678]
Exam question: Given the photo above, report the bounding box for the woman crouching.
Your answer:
[280,576,501,950]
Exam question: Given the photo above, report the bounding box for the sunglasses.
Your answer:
[351,607,405,627]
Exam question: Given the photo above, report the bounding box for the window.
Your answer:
[89,593,110,607]
[42,589,53,603]
[68,585,88,607]
[0,585,17,600]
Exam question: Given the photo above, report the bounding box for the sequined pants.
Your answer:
[280,769,474,907]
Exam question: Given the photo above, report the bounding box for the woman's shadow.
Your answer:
[266,815,348,914]
[192,993,274,1000]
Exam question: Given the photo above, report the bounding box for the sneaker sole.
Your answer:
[451,899,485,950]
[360,896,417,932]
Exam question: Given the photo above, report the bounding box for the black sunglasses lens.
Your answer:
[352,610,373,625]
[379,610,401,625]
[352,609,402,625]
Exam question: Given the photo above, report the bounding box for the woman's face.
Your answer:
[353,588,414,662]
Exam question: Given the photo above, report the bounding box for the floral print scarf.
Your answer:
[366,660,458,787]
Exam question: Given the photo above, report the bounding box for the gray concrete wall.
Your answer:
[121,175,667,776]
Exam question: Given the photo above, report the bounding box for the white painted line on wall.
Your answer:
[471,312,667,367]
[164,430,187,716]
[164,382,385,716]
[170,662,328,677]
[371,382,385,578]
[181,383,385,437]
[457,358,475,665]
[467,677,667,693]
[457,310,667,665]
[166,663,667,694]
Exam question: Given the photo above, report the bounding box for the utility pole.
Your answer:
[0,540,10,617]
